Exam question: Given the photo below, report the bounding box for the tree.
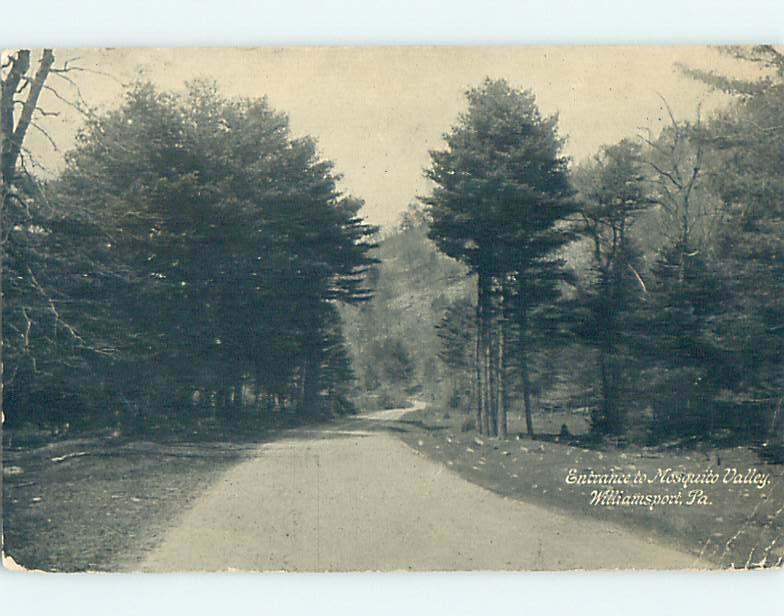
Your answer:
[1,49,118,428]
[683,46,784,446]
[423,78,576,437]
[651,246,735,437]
[1,50,55,186]
[8,80,377,430]
[612,45,784,444]
[437,295,476,410]
[624,98,735,441]
[572,140,652,435]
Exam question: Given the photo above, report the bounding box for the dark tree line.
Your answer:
[3,77,377,432]
[4,49,783,451]
[427,61,784,447]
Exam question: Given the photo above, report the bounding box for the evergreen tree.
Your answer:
[423,78,576,437]
[572,140,652,435]
[657,46,784,447]
[6,81,377,430]
[638,242,731,438]
[690,48,784,446]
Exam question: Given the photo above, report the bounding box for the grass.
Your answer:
[4,404,782,571]
[1,412,318,572]
[396,406,784,569]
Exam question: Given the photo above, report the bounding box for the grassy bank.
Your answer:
[396,406,784,569]
[1,413,316,572]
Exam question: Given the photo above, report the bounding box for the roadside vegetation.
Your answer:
[353,49,784,458]
[3,47,783,570]
[398,405,784,569]
[3,53,377,442]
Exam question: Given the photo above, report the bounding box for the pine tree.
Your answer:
[639,242,730,438]
[572,140,653,435]
[18,81,378,429]
[423,78,576,437]
[680,46,784,446]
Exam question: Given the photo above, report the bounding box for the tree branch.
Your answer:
[6,49,55,182]
[30,121,60,151]
[1,50,31,184]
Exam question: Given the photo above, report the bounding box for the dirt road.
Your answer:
[139,404,703,572]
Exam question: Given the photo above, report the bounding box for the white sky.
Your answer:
[22,47,763,228]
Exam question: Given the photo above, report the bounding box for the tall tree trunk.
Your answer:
[482,347,491,435]
[480,272,492,436]
[475,274,484,434]
[487,280,497,436]
[487,328,498,437]
[302,354,321,416]
[520,345,534,437]
[497,311,507,438]
[516,289,535,437]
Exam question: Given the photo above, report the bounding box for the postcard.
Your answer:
[2,46,782,572]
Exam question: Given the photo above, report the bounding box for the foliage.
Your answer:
[340,205,470,410]
[3,81,377,429]
[571,140,652,435]
[423,78,576,437]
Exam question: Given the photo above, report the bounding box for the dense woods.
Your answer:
[410,50,784,451]
[3,68,376,433]
[351,50,784,453]
[2,47,783,456]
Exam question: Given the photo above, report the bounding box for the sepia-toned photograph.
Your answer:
[1,46,783,572]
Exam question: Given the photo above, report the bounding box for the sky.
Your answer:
[20,46,763,228]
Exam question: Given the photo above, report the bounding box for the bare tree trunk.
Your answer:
[487,328,497,437]
[2,50,55,184]
[520,345,534,437]
[475,275,484,434]
[479,272,492,436]
[515,288,535,437]
[302,354,321,416]
[518,301,534,437]
[487,280,498,436]
[2,51,55,403]
[482,343,491,435]
[1,51,30,184]
[498,301,508,439]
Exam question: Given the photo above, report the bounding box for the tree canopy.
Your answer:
[4,81,378,430]
[423,78,576,437]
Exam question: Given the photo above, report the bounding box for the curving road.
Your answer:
[139,403,703,572]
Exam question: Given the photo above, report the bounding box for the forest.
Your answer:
[2,46,783,456]
[2,70,377,436]
[348,47,784,453]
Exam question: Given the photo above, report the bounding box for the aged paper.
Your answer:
[2,47,783,572]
